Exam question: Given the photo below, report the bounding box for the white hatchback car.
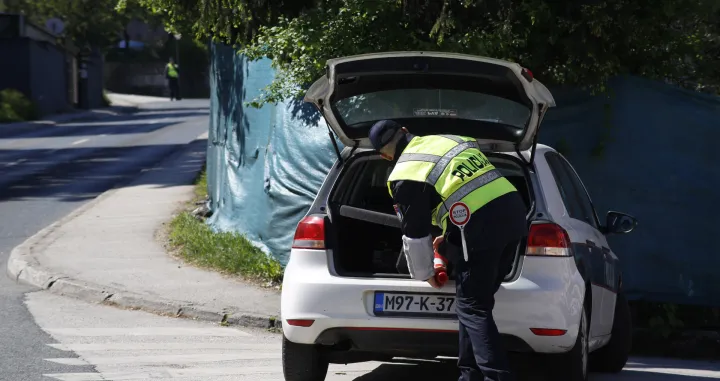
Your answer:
[281,52,638,381]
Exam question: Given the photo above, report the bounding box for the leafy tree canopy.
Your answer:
[129,0,720,107]
[2,0,165,51]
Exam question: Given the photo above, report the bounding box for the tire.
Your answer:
[548,305,589,381]
[590,291,632,373]
[282,335,329,381]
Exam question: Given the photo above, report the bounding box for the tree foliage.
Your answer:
[129,0,720,107]
[121,0,312,41]
[2,0,164,51]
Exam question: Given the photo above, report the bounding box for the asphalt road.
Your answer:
[26,291,720,381]
[0,101,209,380]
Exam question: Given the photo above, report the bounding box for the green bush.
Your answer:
[0,88,37,123]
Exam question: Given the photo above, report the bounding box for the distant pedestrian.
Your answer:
[165,58,180,101]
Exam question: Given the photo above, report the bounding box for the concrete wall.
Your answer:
[84,50,106,109]
[0,38,30,96]
[27,38,72,115]
[0,37,74,116]
[104,62,166,97]
[105,61,210,99]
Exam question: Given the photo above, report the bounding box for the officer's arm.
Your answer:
[392,181,435,281]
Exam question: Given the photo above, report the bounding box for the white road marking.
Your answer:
[625,367,720,377]
[45,352,280,366]
[4,158,26,167]
[47,342,281,352]
[45,327,251,337]
[71,138,90,145]
[44,364,383,381]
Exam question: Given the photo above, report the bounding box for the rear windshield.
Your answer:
[333,89,531,130]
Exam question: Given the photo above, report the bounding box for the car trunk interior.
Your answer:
[326,151,533,280]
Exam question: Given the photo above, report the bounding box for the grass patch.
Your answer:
[194,170,207,200]
[169,213,283,283]
[167,167,284,285]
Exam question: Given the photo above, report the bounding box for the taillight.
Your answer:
[530,328,567,336]
[521,67,534,82]
[292,215,325,250]
[526,222,571,257]
[286,319,315,327]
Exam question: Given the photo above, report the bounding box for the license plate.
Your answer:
[373,292,456,316]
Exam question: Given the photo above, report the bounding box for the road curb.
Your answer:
[6,136,281,333]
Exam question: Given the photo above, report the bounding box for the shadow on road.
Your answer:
[133,106,210,113]
[348,360,459,381]
[73,109,209,124]
[0,109,209,140]
[0,105,209,204]
[0,141,206,203]
[333,356,720,381]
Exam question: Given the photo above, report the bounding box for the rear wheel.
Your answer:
[590,291,632,372]
[547,305,589,381]
[282,335,329,381]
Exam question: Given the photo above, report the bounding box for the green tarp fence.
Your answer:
[207,42,720,307]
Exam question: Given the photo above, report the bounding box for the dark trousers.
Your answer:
[168,78,180,100]
[452,239,520,381]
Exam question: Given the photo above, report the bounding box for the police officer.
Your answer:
[165,58,180,101]
[369,119,528,381]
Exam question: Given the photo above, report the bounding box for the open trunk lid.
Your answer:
[304,51,556,158]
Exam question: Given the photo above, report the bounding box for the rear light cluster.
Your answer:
[526,222,571,257]
[521,67,534,82]
[293,216,570,256]
[286,319,315,327]
[530,328,567,336]
[292,215,326,250]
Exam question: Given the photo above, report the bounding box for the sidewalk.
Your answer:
[7,133,282,329]
[104,92,172,107]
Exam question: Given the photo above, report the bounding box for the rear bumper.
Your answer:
[315,327,534,358]
[282,249,585,355]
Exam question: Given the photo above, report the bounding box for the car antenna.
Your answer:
[327,125,343,165]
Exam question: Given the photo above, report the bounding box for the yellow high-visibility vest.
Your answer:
[387,134,517,233]
[167,63,179,78]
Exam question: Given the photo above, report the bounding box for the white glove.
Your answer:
[402,234,434,281]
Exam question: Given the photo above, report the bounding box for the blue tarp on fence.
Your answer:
[206,42,720,307]
[206,43,341,263]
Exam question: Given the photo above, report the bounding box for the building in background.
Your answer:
[0,13,104,117]
[105,19,210,99]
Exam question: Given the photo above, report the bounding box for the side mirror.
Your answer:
[604,211,638,235]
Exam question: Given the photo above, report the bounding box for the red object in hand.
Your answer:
[434,251,449,287]
[435,268,448,285]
